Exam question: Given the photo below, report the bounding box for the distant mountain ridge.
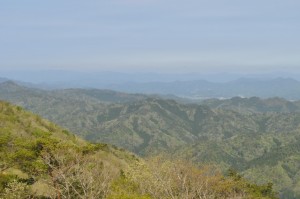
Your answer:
[201,96,300,113]
[2,74,300,99]
[0,80,149,104]
[107,77,300,100]
[0,100,141,198]
[0,100,278,199]
[0,77,9,83]
[1,81,300,198]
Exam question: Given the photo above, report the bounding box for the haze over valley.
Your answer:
[1,0,300,198]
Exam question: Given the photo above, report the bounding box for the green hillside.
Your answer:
[0,100,138,198]
[201,97,300,113]
[174,131,300,198]
[0,82,297,198]
[0,100,276,198]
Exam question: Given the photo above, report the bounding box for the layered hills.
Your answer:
[201,96,300,113]
[0,81,299,198]
[107,78,300,100]
[4,72,300,99]
[0,100,137,198]
[0,100,276,198]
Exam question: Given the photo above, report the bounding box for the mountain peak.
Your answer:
[0,80,21,87]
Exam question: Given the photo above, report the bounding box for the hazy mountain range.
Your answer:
[4,70,300,84]
[0,100,278,198]
[1,80,300,198]
[0,77,8,83]
[201,97,300,113]
[107,78,300,100]
[2,72,300,99]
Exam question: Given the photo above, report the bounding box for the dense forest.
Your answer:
[2,0,299,198]
[0,101,277,198]
[1,81,300,198]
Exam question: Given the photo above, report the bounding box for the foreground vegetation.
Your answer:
[1,82,299,198]
[0,101,278,198]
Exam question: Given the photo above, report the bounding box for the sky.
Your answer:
[1,0,300,73]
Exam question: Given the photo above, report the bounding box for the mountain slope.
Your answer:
[0,100,138,198]
[173,121,300,199]
[0,82,297,198]
[0,81,148,105]
[0,100,276,199]
[201,97,300,113]
[0,78,8,83]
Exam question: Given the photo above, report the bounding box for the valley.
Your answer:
[1,81,300,198]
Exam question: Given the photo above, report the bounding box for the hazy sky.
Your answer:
[1,0,300,73]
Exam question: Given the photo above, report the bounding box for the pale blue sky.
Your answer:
[1,0,300,73]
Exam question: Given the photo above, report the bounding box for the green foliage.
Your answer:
[111,156,278,199]
[81,143,109,155]
[31,129,52,138]
[0,132,10,148]
[226,169,277,199]
[1,82,300,197]
[0,180,30,199]
[0,100,280,199]
[0,174,16,193]
[108,174,151,199]
[0,101,139,198]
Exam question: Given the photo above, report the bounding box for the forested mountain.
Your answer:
[0,81,299,198]
[0,78,8,83]
[0,80,148,104]
[0,100,137,198]
[200,97,300,113]
[0,101,276,198]
[3,75,300,99]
